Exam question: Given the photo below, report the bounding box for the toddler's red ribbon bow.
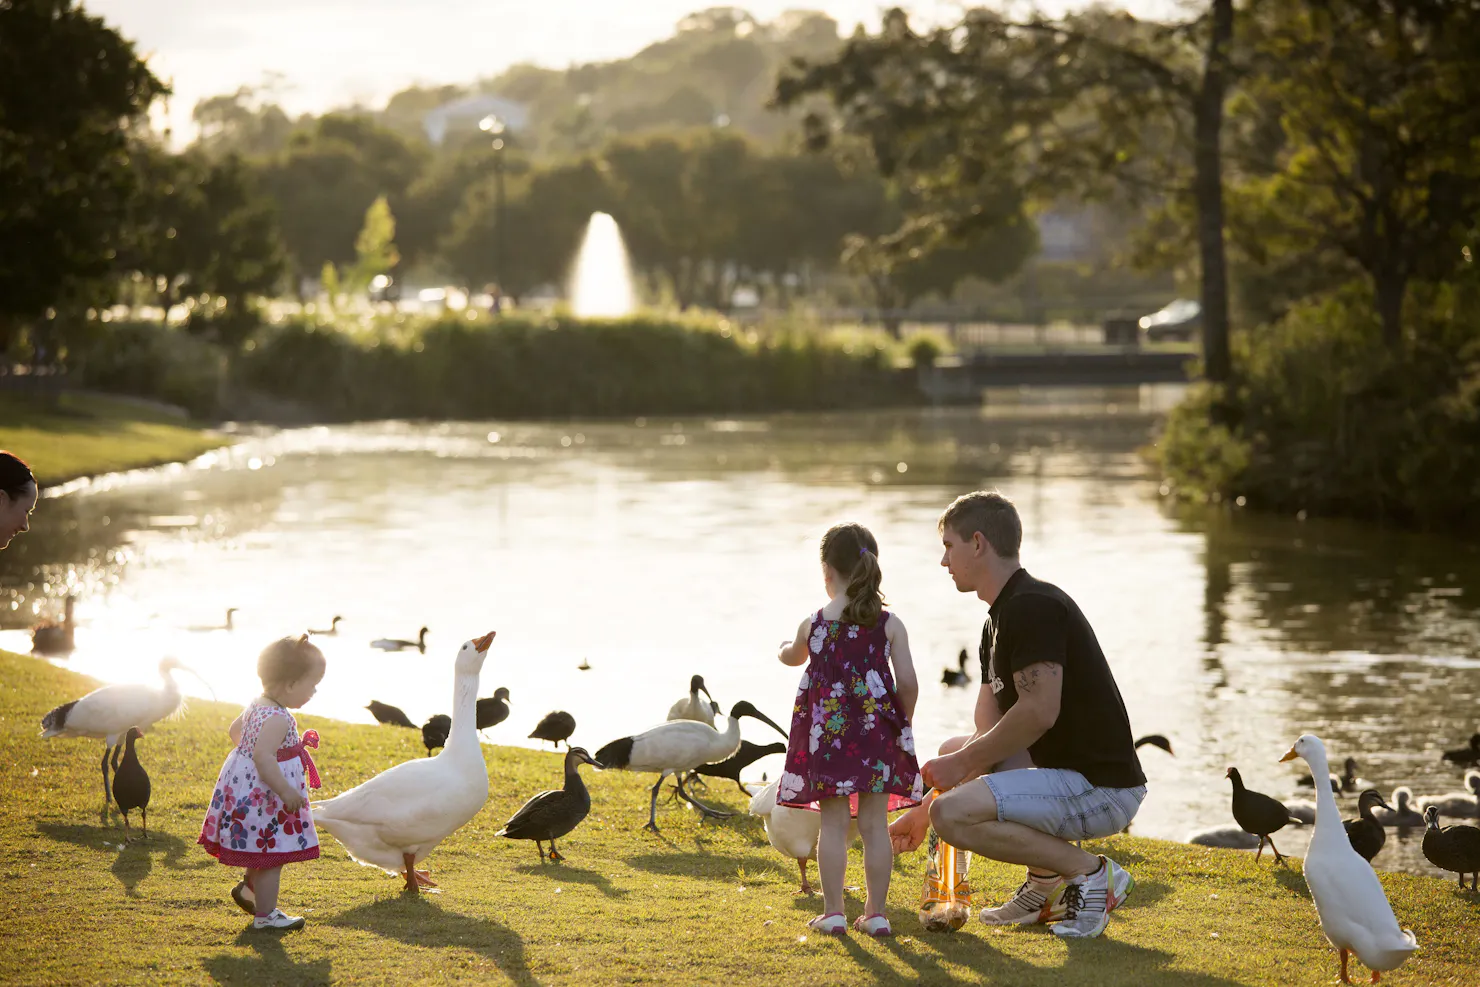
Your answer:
[278,729,322,789]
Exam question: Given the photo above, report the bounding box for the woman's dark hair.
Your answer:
[820,522,884,627]
[257,634,326,693]
[0,451,35,500]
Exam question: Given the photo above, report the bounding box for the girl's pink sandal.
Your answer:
[807,912,848,936]
[853,913,893,937]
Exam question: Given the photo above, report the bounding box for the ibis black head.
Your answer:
[690,674,713,701]
[729,701,787,739]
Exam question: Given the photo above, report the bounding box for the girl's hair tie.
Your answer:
[859,547,869,557]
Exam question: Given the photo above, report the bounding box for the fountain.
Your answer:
[569,212,636,318]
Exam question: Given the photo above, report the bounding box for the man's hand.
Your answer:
[889,806,929,855]
[921,751,973,793]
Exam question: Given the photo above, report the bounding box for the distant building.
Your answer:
[422,93,531,146]
[1036,209,1095,262]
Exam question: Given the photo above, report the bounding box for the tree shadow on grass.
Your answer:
[513,861,630,899]
[625,850,791,884]
[328,896,541,987]
[201,930,332,986]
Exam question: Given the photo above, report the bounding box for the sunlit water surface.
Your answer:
[4,392,1478,878]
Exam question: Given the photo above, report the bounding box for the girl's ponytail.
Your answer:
[821,522,885,627]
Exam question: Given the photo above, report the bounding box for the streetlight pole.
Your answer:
[479,114,507,314]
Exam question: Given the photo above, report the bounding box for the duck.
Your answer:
[1440,733,1480,767]
[1186,825,1261,850]
[1288,776,1342,825]
[371,627,428,653]
[695,740,786,797]
[1281,734,1418,984]
[31,596,76,655]
[309,615,343,636]
[941,648,970,687]
[422,714,451,755]
[1226,766,1295,864]
[1134,734,1175,756]
[1298,755,1367,794]
[577,657,591,671]
[496,746,602,863]
[667,674,716,726]
[476,687,510,732]
[1417,771,1480,818]
[749,777,857,894]
[1421,805,1480,890]
[596,700,787,833]
[41,657,205,807]
[1370,787,1425,828]
[365,700,416,729]
[1343,789,1391,863]
[109,727,151,843]
[186,607,238,632]
[529,711,576,750]
[312,632,495,893]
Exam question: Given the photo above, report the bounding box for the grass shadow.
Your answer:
[328,896,540,987]
[39,822,211,896]
[1118,878,1172,909]
[625,850,791,883]
[1269,866,1311,898]
[201,929,332,986]
[513,861,629,899]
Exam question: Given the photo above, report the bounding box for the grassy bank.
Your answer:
[0,392,226,487]
[2,652,1476,985]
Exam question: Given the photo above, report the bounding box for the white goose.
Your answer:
[40,657,207,806]
[749,778,856,894]
[1281,734,1418,984]
[313,632,494,893]
[666,674,716,726]
[596,700,786,833]
[1416,770,1480,818]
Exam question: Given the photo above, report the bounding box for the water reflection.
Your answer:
[2,392,1475,878]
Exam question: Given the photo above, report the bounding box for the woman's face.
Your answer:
[0,482,37,549]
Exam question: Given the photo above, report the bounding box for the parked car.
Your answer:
[1139,298,1201,342]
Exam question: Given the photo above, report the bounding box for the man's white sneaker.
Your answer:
[252,908,306,931]
[978,873,1068,925]
[1051,856,1133,939]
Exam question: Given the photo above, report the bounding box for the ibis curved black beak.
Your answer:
[745,706,787,739]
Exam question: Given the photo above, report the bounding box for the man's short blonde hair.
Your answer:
[939,490,1022,559]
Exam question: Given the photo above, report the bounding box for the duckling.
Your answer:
[1421,805,1480,889]
[31,596,76,655]
[1343,789,1390,863]
[496,747,602,862]
[109,727,150,843]
[309,615,343,636]
[1371,787,1425,828]
[366,700,416,729]
[372,627,428,653]
[1417,770,1480,818]
[476,687,510,733]
[1227,766,1295,864]
[422,714,451,755]
[1440,733,1480,767]
[941,649,970,687]
[529,711,576,751]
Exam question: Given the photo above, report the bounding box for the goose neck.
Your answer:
[445,671,481,755]
[1306,747,1342,832]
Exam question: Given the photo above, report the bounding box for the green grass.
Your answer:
[1,650,1475,986]
[0,392,226,486]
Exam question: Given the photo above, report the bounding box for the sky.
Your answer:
[83,0,1184,142]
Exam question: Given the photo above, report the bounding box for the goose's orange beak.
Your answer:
[473,631,496,652]
[1279,749,1297,762]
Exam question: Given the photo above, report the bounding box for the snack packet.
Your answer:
[918,827,973,932]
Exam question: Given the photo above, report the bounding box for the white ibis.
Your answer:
[667,674,716,725]
[371,626,428,653]
[31,596,76,655]
[595,700,786,833]
[40,657,207,805]
[312,632,495,893]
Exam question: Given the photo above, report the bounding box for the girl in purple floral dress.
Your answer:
[777,522,922,937]
[199,635,326,931]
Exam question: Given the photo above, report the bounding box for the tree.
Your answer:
[1228,1,1480,349]
[774,4,1238,382]
[191,85,294,159]
[0,0,164,341]
[344,195,400,296]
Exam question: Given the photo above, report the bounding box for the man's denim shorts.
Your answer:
[982,767,1147,841]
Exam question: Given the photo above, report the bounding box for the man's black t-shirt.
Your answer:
[980,568,1145,789]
